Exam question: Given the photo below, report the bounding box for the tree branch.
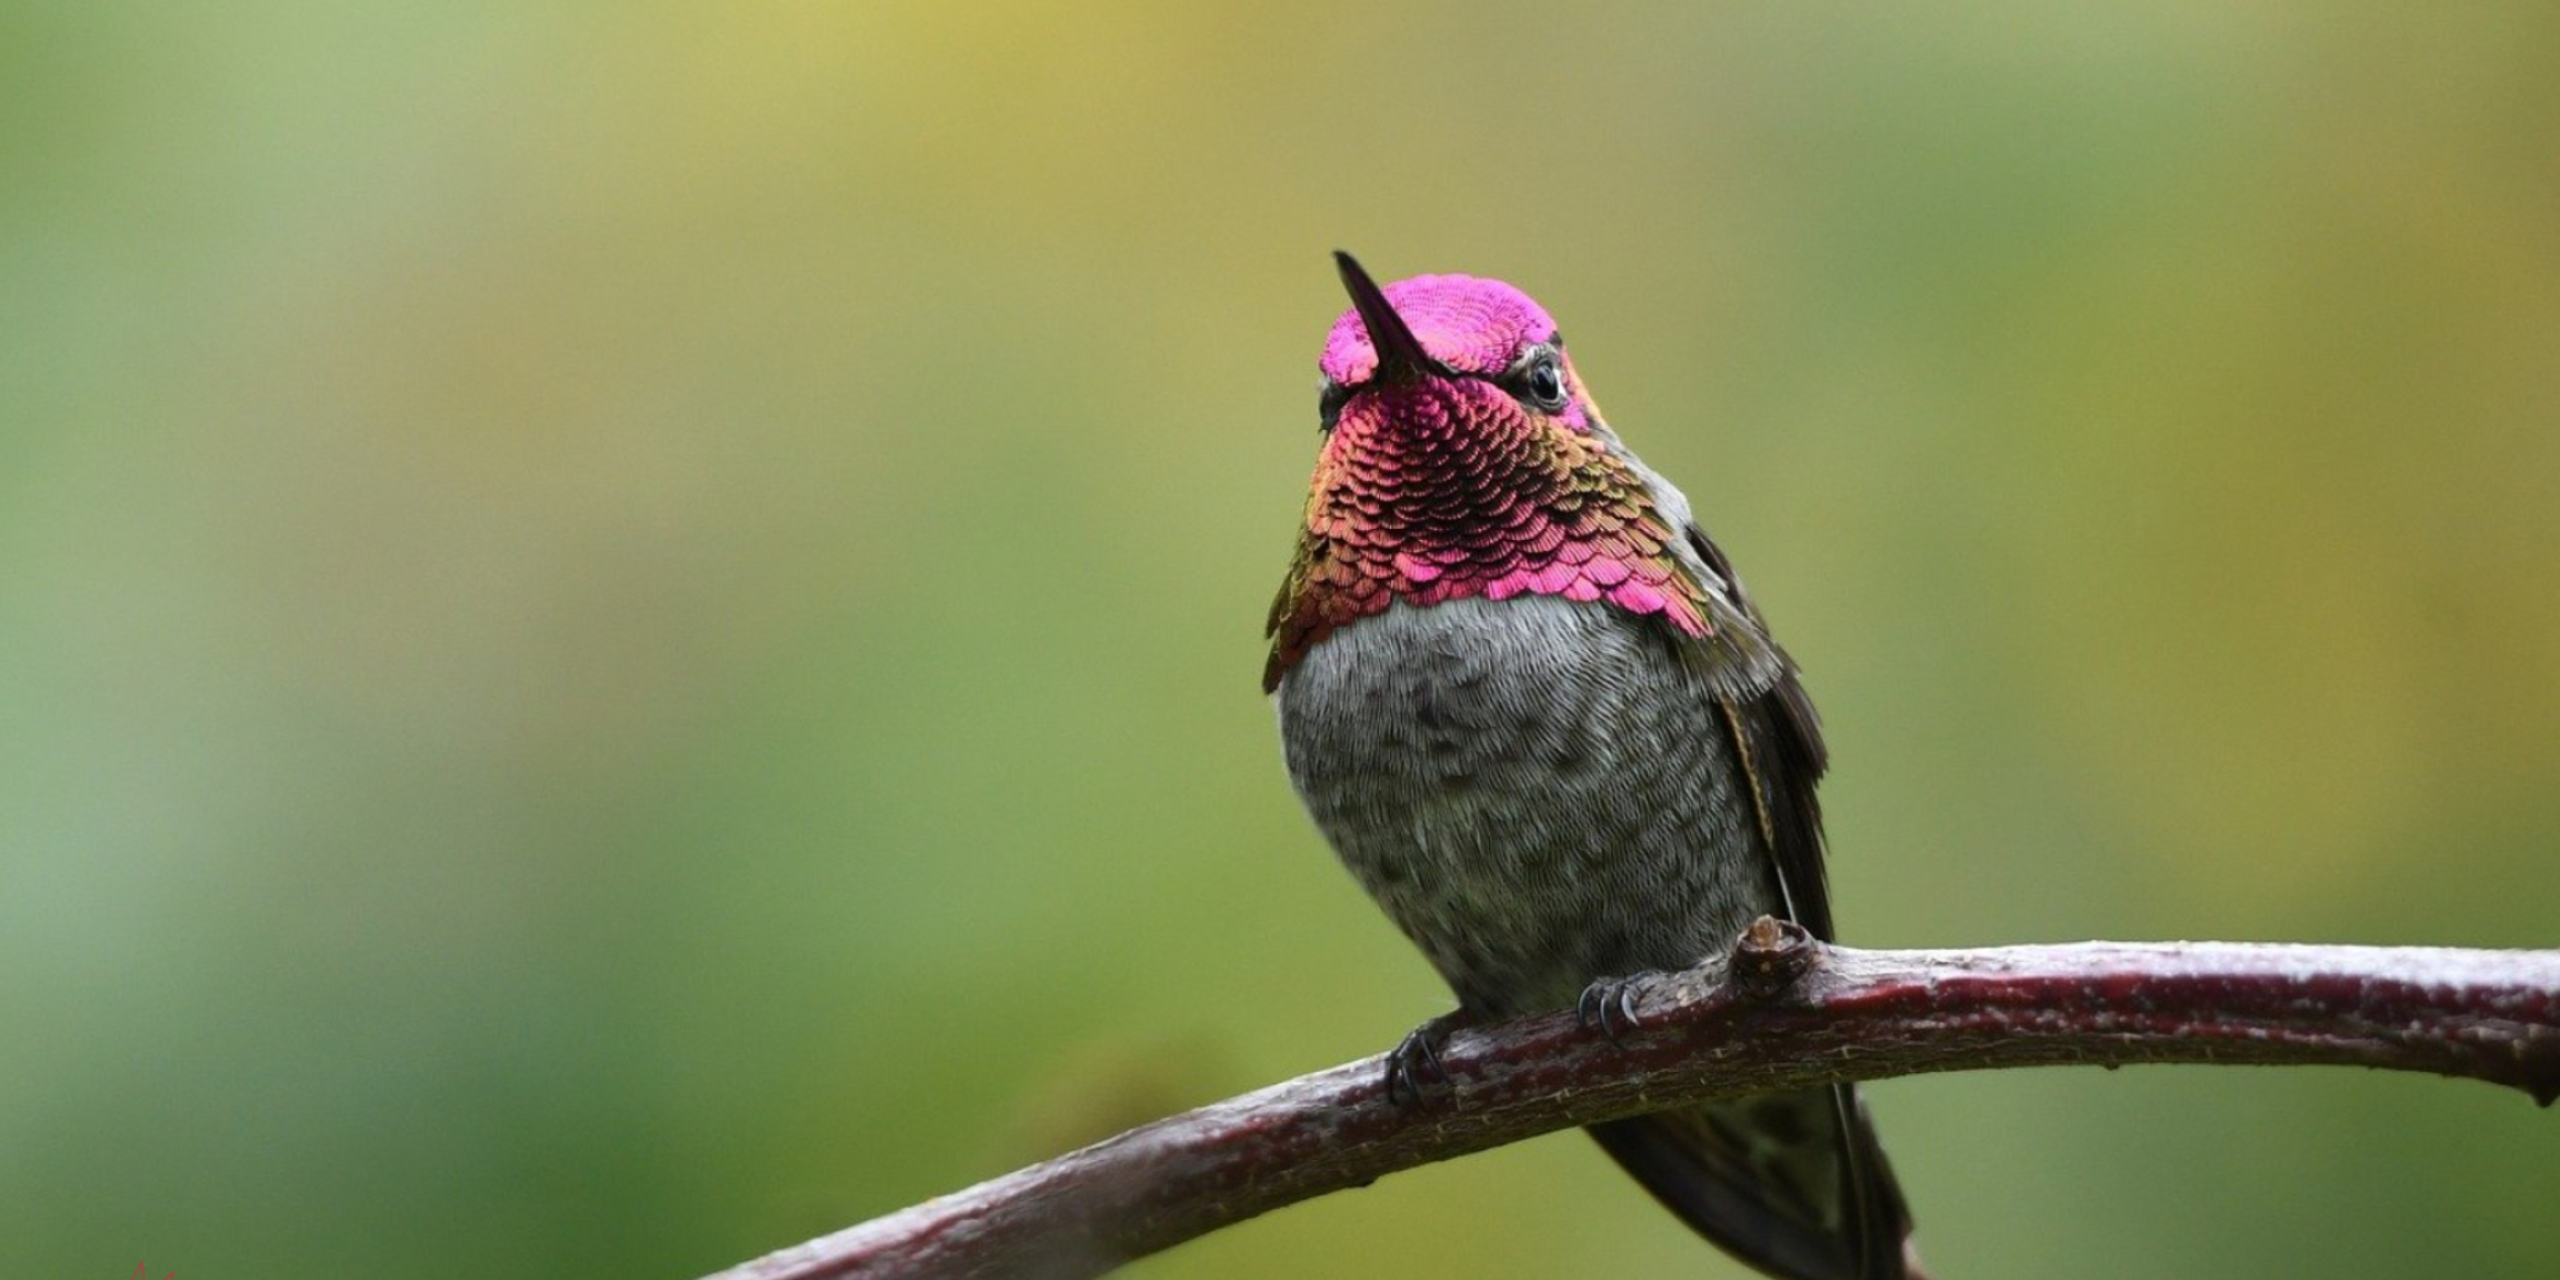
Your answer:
[705,920,2560,1280]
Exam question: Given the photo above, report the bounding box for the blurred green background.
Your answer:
[6,4,2558,1277]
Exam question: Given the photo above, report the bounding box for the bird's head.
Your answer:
[1318,251,1598,441]
[1263,254,1713,691]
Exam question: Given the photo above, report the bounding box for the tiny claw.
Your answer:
[1411,1029,1446,1082]
[1576,972,1661,1048]
[1383,1013,1465,1109]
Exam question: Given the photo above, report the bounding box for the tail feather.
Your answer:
[1587,1085,1918,1280]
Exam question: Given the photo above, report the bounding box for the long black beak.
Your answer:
[1334,251,1443,383]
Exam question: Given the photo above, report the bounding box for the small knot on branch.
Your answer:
[1732,915,1818,1000]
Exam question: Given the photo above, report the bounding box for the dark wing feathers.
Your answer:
[1733,669,1835,941]
[1677,520,1835,938]
[1590,1107,1856,1280]
[1592,1094,1917,1280]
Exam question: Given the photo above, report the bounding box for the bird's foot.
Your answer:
[1383,1010,1470,1109]
[1576,970,1665,1047]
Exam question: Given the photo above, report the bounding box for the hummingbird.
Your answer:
[1265,253,1919,1280]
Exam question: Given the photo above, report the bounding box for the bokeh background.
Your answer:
[7,4,2558,1277]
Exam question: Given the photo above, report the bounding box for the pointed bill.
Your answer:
[1334,251,1445,383]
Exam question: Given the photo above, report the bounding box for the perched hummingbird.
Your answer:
[1266,254,1919,1280]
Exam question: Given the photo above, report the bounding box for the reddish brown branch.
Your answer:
[705,922,2560,1280]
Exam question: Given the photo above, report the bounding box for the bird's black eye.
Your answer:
[1521,352,1569,412]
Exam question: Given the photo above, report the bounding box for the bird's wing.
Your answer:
[1673,521,1834,939]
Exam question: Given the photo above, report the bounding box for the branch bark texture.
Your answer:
[707,923,2560,1280]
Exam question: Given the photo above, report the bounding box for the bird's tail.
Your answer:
[1587,1085,1922,1280]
